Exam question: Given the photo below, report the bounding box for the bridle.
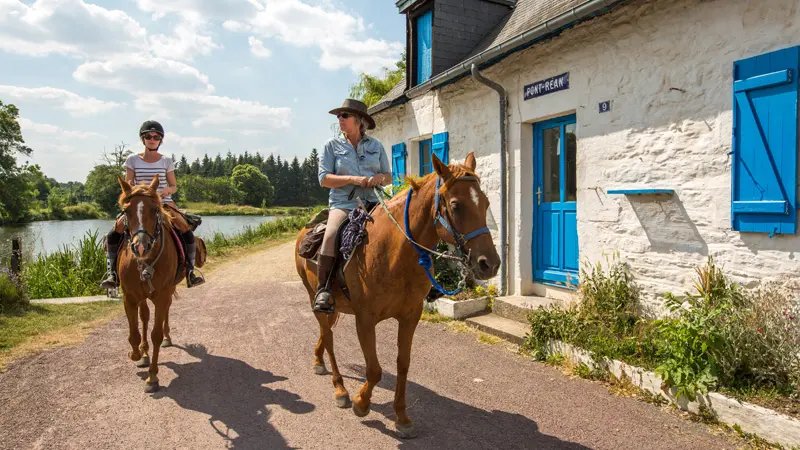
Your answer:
[121,195,166,293]
[431,175,491,252]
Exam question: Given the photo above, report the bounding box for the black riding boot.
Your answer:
[100,231,123,289]
[313,255,336,314]
[182,230,205,288]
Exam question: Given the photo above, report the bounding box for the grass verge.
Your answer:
[0,301,120,372]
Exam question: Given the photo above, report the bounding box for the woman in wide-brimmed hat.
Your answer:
[312,98,391,314]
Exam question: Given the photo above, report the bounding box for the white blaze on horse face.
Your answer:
[470,186,480,208]
[136,200,144,233]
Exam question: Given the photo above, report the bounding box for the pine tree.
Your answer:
[179,155,189,175]
[201,153,212,176]
[213,154,224,177]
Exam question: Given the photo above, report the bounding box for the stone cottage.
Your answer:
[368,0,800,311]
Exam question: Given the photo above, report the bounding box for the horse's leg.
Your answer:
[162,294,173,348]
[124,297,142,364]
[312,325,326,374]
[314,316,350,408]
[393,306,423,439]
[136,301,150,368]
[144,293,169,393]
[352,314,380,417]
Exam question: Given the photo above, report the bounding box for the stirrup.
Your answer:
[100,272,119,289]
[313,289,335,314]
[186,270,205,288]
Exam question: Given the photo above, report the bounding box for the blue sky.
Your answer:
[0,0,406,182]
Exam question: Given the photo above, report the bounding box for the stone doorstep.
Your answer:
[464,313,529,346]
[492,295,560,324]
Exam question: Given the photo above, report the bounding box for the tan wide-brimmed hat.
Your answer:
[329,98,376,130]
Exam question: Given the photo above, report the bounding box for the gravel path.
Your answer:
[0,240,744,449]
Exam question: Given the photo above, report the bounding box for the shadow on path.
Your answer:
[153,343,314,449]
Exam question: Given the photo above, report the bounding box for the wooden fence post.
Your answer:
[10,237,21,275]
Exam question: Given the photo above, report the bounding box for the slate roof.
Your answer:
[369,0,608,114]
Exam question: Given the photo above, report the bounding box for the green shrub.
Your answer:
[22,230,106,300]
[0,267,29,313]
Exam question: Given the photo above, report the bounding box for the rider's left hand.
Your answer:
[367,176,383,188]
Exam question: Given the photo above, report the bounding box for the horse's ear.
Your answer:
[117,175,132,195]
[464,152,476,171]
[432,153,452,180]
[148,174,160,192]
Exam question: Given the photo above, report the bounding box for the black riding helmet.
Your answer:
[139,120,164,137]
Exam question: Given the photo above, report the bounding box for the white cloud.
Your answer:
[149,17,223,61]
[0,0,149,58]
[169,133,225,148]
[73,53,214,93]
[248,36,271,58]
[17,117,105,139]
[139,0,403,75]
[0,85,124,116]
[135,93,291,131]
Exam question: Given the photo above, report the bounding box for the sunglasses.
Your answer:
[143,133,162,141]
[337,113,353,119]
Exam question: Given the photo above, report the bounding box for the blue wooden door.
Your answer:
[533,115,579,285]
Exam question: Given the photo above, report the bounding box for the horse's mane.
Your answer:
[118,185,174,228]
[405,162,479,193]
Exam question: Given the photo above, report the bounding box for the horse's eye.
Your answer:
[450,201,461,214]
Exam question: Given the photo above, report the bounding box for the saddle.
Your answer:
[298,202,378,299]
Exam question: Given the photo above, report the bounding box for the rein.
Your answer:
[373,174,491,296]
[122,197,167,294]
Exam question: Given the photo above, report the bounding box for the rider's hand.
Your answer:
[352,176,369,188]
[367,176,383,188]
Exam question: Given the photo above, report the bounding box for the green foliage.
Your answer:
[0,268,29,313]
[46,188,68,220]
[231,164,274,207]
[22,230,106,300]
[524,255,800,404]
[349,51,406,106]
[85,164,124,214]
[177,175,244,205]
[205,207,322,256]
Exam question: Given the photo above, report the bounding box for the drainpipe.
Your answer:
[470,63,508,297]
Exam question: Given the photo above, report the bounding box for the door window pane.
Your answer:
[565,123,577,202]
[542,127,561,203]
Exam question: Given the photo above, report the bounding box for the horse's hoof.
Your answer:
[352,402,370,417]
[144,381,159,393]
[395,422,417,439]
[136,356,150,368]
[335,395,351,409]
[161,338,172,348]
[313,364,327,375]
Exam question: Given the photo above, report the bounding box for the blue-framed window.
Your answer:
[415,9,432,86]
[391,142,407,186]
[419,131,449,176]
[731,45,800,236]
[418,138,432,175]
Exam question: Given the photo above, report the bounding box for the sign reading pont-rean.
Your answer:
[523,72,570,100]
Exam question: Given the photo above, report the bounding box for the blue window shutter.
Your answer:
[731,46,800,235]
[432,131,449,164]
[415,10,432,85]
[391,142,407,186]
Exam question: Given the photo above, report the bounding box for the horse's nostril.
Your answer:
[478,257,490,271]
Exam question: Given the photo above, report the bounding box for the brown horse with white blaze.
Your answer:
[295,152,500,438]
[115,174,204,393]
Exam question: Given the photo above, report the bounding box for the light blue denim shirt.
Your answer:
[318,134,391,210]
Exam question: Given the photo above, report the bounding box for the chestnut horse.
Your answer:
[115,174,206,393]
[295,152,500,438]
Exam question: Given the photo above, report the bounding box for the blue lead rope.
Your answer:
[403,187,462,296]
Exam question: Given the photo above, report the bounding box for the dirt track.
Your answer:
[0,240,745,449]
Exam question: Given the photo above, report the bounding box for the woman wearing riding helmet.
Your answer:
[99,120,205,289]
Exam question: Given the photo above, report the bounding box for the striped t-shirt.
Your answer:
[124,153,176,203]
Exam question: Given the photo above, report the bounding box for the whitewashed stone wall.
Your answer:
[370,0,800,312]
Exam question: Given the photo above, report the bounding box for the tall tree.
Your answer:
[201,153,212,176]
[179,154,190,175]
[0,101,37,222]
[349,50,406,106]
